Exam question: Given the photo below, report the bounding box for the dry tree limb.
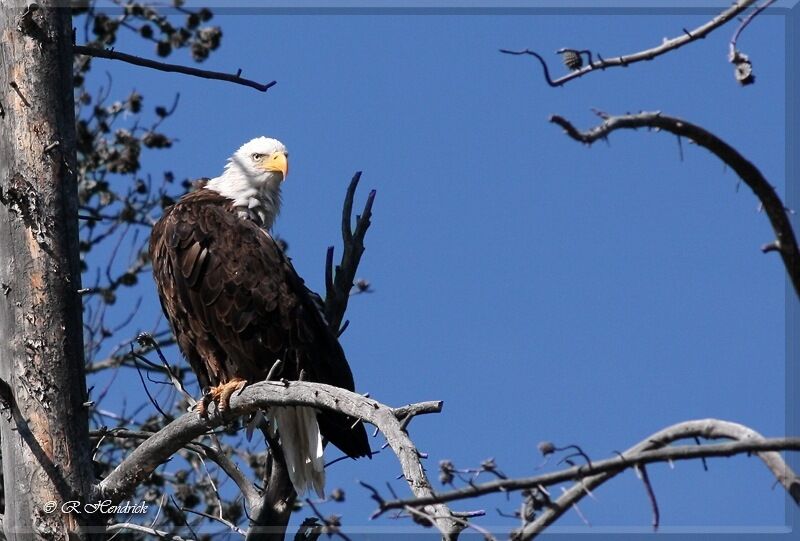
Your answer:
[377,420,799,540]
[501,0,758,87]
[634,464,659,531]
[73,45,276,92]
[325,172,376,334]
[378,431,800,511]
[95,381,464,539]
[518,419,800,540]
[106,522,194,540]
[549,111,800,299]
[85,333,177,374]
[91,427,260,507]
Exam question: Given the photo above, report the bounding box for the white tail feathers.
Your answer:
[269,406,325,497]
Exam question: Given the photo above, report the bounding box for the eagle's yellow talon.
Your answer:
[208,378,247,413]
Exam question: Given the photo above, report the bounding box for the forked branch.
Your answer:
[550,111,800,298]
[325,172,377,334]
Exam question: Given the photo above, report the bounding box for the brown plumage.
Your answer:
[149,187,371,462]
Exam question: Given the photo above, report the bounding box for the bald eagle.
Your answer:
[149,137,370,496]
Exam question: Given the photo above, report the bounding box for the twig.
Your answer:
[549,111,800,299]
[132,351,171,419]
[136,333,196,407]
[728,0,777,84]
[293,517,323,541]
[730,0,775,48]
[181,506,246,536]
[635,465,659,531]
[73,45,276,92]
[106,522,194,540]
[304,499,351,541]
[406,505,496,541]
[92,427,260,508]
[501,0,758,87]
[169,495,198,540]
[8,81,30,107]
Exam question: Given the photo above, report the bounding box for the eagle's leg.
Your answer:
[209,377,248,413]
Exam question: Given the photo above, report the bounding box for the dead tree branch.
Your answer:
[501,0,758,87]
[96,381,464,539]
[73,45,276,92]
[92,427,260,507]
[549,111,800,298]
[378,431,800,511]
[377,420,799,540]
[324,172,377,334]
[106,522,195,540]
[516,419,800,540]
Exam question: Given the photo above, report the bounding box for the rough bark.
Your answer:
[0,3,100,539]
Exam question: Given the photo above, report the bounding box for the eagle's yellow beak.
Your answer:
[264,151,288,180]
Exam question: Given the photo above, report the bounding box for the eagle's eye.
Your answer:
[251,153,263,161]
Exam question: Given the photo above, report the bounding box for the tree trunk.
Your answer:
[0,3,100,539]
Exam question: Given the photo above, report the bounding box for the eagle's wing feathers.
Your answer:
[150,190,370,459]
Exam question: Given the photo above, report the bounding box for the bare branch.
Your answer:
[517,420,800,540]
[106,522,194,540]
[635,465,659,531]
[378,420,800,520]
[181,506,246,536]
[92,427,260,508]
[96,382,464,539]
[136,332,196,408]
[550,111,800,298]
[324,172,377,333]
[73,45,276,93]
[394,400,443,431]
[501,0,758,87]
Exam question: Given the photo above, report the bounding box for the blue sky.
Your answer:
[82,4,795,536]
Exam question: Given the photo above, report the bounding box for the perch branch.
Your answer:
[73,45,276,92]
[550,111,800,298]
[501,0,758,87]
[95,381,463,539]
[324,172,377,333]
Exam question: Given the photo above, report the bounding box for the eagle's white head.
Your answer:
[206,136,289,229]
